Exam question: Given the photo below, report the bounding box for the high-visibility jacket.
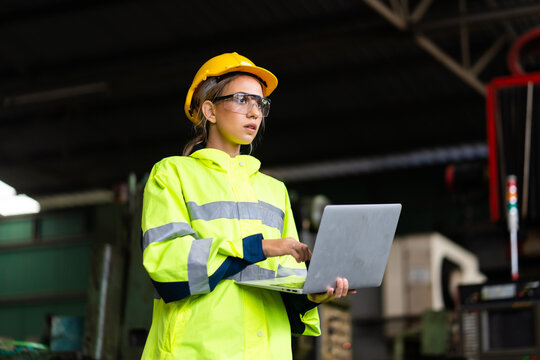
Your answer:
[141,148,320,360]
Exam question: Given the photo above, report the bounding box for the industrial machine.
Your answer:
[459,280,540,360]
[383,232,486,320]
[381,232,486,358]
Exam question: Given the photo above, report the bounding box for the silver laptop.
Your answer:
[235,204,401,294]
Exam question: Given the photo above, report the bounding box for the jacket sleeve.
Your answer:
[141,159,266,303]
[278,184,321,337]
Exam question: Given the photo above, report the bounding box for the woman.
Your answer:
[141,52,354,359]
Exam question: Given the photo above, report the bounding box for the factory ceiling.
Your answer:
[1,0,540,198]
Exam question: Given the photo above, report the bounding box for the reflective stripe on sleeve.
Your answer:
[142,222,198,251]
[187,201,284,232]
[258,201,285,231]
[227,264,276,281]
[187,238,213,295]
[227,264,307,281]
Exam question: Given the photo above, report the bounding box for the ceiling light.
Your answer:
[0,180,41,216]
[0,194,41,216]
[0,180,16,198]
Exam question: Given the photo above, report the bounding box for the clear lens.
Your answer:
[220,94,271,117]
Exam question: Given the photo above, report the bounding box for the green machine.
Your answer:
[0,175,154,359]
[83,175,153,360]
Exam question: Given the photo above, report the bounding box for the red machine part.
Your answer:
[486,72,540,222]
[507,25,540,76]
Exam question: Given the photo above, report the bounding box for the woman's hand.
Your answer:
[307,277,357,303]
[262,237,312,263]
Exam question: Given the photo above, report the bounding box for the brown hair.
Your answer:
[183,73,266,156]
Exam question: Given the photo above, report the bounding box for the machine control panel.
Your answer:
[459,280,540,307]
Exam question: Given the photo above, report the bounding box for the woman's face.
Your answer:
[210,75,265,148]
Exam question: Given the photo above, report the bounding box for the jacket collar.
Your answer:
[190,147,261,176]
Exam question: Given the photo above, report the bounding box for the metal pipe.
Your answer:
[522,82,533,218]
[94,244,112,360]
[265,143,487,183]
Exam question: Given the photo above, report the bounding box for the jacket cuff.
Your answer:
[242,233,266,263]
[280,292,320,336]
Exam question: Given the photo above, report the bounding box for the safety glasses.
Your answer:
[213,93,271,117]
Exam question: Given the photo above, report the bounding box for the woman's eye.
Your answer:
[234,95,248,104]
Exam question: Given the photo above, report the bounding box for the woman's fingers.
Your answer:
[327,286,334,297]
[308,278,356,303]
[300,244,312,261]
[290,241,301,262]
[342,278,349,297]
[331,278,349,298]
[290,241,311,262]
[334,278,344,298]
[264,238,311,261]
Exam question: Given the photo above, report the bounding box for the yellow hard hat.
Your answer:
[184,52,278,123]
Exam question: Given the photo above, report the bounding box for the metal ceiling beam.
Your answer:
[460,0,471,69]
[410,0,433,23]
[415,3,540,31]
[483,0,516,37]
[471,34,510,76]
[414,34,486,95]
[361,0,531,97]
[401,0,409,20]
[363,0,407,30]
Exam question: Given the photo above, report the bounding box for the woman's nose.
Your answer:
[247,101,262,118]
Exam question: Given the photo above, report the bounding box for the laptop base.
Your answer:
[235,275,307,294]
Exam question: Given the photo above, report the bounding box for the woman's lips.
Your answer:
[244,124,257,133]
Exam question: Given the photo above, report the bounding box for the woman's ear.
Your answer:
[201,100,217,124]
